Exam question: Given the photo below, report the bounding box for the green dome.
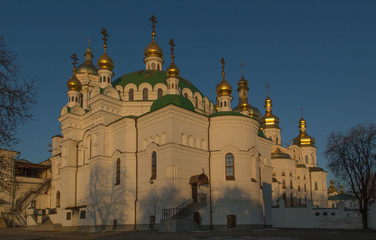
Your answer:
[112,70,203,96]
[150,94,195,112]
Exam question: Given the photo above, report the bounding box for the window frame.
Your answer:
[225,153,235,180]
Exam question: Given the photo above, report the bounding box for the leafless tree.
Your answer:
[0,35,37,147]
[325,123,376,229]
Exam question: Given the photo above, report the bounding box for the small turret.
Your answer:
[97,28,114,88]
[215,58,232,112]
[66,54,82,107]
[166,38,180,95]
[144,15,163,71]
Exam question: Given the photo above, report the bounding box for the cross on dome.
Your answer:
[149,15,158,39]
[71,53,78,73]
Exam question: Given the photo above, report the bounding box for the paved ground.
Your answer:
[0,228,375,240]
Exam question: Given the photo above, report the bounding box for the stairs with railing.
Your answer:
[162,193,207,221]
[2,179,51,227]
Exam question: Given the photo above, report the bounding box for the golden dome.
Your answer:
[144,39,163,59]
[97,52,114,71]
[271,148,292,159]
[260,96,280,129]
[328,179,337,194]
[67,74,82,91]
[216,79,232,97]
[293,118,316,147]
[167,61,180,77]
[77,47,98,74]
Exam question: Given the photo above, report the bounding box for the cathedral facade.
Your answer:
[45,17,327,230]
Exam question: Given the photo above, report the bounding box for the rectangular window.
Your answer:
[66,212,71,220]
[80,210,86,219]
[225,153,235,180]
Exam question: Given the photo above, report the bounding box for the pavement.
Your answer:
[0,228,375,240]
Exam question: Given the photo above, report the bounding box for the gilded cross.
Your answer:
[221,58,225,76]
[101,28,109,46]
[266,82,270,97]
[71,53,78,72]
[149,15,158,38]
[169,38,175,56]
[240,61,244,76]
[300,106,304,118]
[88,38,91,48]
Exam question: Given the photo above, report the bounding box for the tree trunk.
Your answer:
[361,208,368,230]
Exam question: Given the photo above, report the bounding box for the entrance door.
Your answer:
[191,184,198,202]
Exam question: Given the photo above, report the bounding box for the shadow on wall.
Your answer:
[85,163,128,232]
[207,182,271,227]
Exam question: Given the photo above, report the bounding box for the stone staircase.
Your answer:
[160,193,207,232]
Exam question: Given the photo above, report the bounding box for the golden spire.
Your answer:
[144,15,163,60]
[167,38,180,77]
[216,58,232,97]
[149,15,158,39]
[236,63,260,118]
[97,28,114,70]
[71,53,78,73]
[259,83,280,129]
[293,106,315,147]
[101,28,108,53]
[67,53,82,91]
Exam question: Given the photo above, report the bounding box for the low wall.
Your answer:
[272,200,375,229]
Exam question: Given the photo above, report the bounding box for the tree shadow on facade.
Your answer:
[85,163,128,232]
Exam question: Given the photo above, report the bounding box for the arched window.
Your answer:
[282,179,286,189]
[282,171,285,176]
[129,89,134,101]
[115,158,120,185]
[276,137,279,144]
[305,155,308,163]
[143,88,148,101]
[151,62,156,70]
[184,93,188,98]
[151,151,156,180]
[298,184,301,191]
[225,153,235,180]
[195,96,198,108]
[224,101,227,107]
[56,191,60,208]
[304,184,307,192]
[290,179,293,189]
[220,102,223,107]
[157,88,163,99]
[315,182,318,190]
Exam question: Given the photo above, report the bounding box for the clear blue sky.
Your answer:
[1,0,375,182]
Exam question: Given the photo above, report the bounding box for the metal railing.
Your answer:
[162,193,207,220]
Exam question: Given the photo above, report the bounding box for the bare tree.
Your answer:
[0,35,37,147]
[325,123,376,229]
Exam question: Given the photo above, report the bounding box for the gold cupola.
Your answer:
[293,108,316,147]
[67,54,82,91]
[144,15,163,64]
[167,38,180,77]
[328,179,337,195]
[216,58,232,97]
[259,84,280,129]
[76,40,98,74]
[235,65,261,119]
[97,28,114,71]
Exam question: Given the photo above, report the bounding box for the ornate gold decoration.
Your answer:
[167,38,180,77]
[97,28,114,70]
[259,83,280,129]
[144,15,163,59]
[77,39,98,74]
[293,107,316,147]
[216,58,232,97]
[67,53,82,91]
[235,62,260,118]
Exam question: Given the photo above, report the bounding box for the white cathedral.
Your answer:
[14,17,328,230]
